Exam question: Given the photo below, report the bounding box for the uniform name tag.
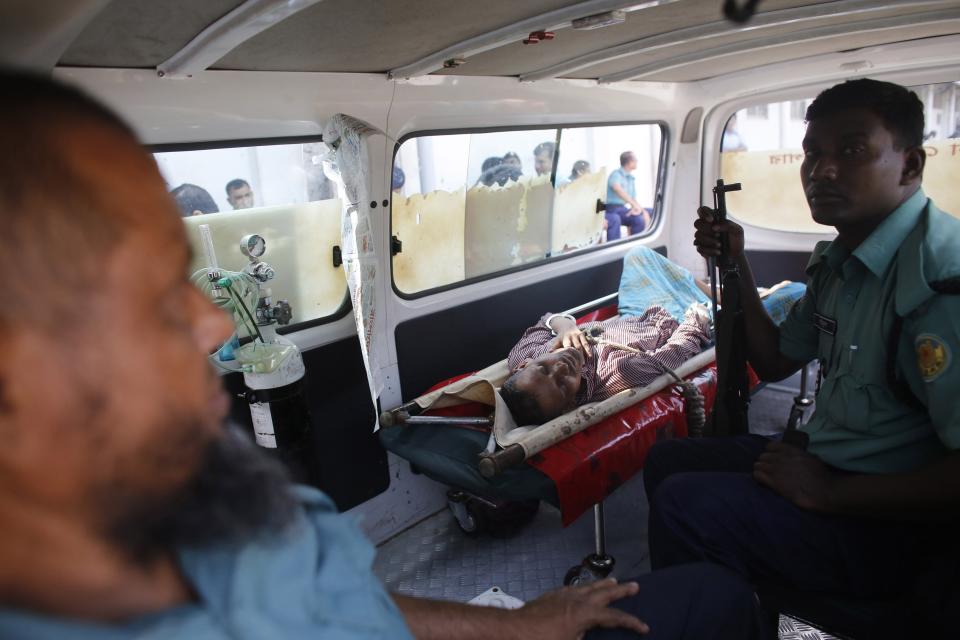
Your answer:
[813,312,837,336]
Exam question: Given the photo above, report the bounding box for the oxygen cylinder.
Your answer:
[197,228,316,483]
[237,331,314,483]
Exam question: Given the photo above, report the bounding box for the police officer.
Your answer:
[643,78,960,635]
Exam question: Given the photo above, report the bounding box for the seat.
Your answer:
[759,549,959,639]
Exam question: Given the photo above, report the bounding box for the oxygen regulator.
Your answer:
[194,224,314,481]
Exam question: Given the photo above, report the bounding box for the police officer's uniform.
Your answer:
[643,189,960,630]
[780,188,960,473]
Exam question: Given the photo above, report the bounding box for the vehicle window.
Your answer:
[719,81,960,232]
[391,123,663,296]
[913,82,960,217]
[154,141,347,326]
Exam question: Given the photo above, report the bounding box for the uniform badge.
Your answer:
[813,312,837,336]
[915,334,951,382]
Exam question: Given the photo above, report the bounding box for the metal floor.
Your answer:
[373,385,835,639]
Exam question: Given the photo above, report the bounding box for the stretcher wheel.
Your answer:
[447,490,481,535]
[447,491,540,537]
[563,553,614,586]
[458,505,481,535]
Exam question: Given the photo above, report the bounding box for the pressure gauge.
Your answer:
[239,234,266,259]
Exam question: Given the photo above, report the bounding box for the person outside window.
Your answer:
[171,183,219,217]
[502,151,522,173]
[605,152,651,241]
[225,178,254,210]
[533,141,555,177]
[721,114,748,152]
[559,160,591,186]
[392,166,405,194]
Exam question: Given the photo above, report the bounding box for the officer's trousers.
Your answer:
[585,563,769,639]
[643,435,926,598]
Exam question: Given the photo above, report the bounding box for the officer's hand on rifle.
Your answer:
[693,206,744,259]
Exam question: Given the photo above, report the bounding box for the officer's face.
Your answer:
[800,108,922,235]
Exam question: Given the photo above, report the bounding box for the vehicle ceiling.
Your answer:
[4,0,956,83]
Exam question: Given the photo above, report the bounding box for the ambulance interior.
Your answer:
[4,0,960,637]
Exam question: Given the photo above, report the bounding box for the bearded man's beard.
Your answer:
[99,423,299,563]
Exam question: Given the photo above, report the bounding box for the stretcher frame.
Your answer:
[381,292,813,585]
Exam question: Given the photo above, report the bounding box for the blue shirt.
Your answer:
[606,168,635,205]
[779,189,960,473]
[0,487,414,640]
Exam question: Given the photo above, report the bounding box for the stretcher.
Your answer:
[380,284,806,584]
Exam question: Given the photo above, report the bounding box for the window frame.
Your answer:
[714,100,832,237]
[151,134,352,334]
[389,119,669,300]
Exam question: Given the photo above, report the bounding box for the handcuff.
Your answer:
[545,313,577,336]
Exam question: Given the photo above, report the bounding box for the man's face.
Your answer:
[511,348,584,422]
[227,185,254,209]
[3,125,236,544]
[801,108,918,231]
[623,156,637,173]
[534,152,553,176]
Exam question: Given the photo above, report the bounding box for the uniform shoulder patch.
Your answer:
[915,334,951,382]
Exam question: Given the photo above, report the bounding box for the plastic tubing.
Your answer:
[191,268,262,343]
[198,224,219,272]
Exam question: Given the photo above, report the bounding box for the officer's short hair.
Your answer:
[805,79,925,149]
[620,151,636,167]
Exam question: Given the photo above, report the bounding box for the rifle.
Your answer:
[708,179,751,436]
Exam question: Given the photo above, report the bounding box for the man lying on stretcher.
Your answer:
[500,305,712,426]
[499,246,805,426]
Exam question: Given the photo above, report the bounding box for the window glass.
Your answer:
[154,141,347,326]
[392,123,663,295]
[912,81,960,218]
[720,81,960,232]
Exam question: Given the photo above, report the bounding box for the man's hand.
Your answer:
[684,303,712,335]
[547,316,591,355]
[513,578,649,639]
[753,441,836,512]
[553,326,591,355]
[693,206,744,260]
[628,207,652,230]
[394,579,647,640]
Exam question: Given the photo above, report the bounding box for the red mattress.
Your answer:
[422,305,759,525]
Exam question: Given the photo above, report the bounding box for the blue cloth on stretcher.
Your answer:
[617,246,805,326]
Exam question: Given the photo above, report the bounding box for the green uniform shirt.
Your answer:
[779,189,960,474]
